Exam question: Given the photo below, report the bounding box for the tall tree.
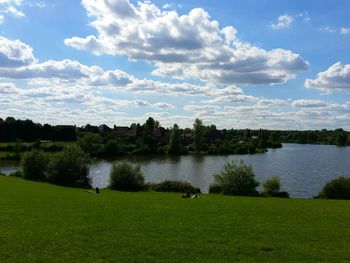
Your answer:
[193,118,204,153]
[168,123,181,154]
[336,130,348,146]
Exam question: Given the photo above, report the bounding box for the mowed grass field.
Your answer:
[1,176,350,262]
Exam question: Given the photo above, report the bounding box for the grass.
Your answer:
[1,176,350,262]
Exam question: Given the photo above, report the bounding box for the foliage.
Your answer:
[210,160,259,196]
[47,146,90,188]
[78,132,103,157]
[317,177,350,199]
[151,180,200,193]
[208,184,223,194]
[263,176,281,196]
[0,116,76,142]
[9,170,23,177]
[168,124,182,154]
[21,150,48,181]
[109,162,145,191]
[193,118,205,153]
[262,176,290,198]
[336,130,348,146]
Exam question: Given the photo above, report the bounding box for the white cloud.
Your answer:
[319,26,337,33]
[162,3,172,9]
[320,26,350,35]
[0,82,19,94]
[0,0,24,23]
[292,99,328,108]
[305,62,350,93]
[257,99,288,106]
[271,14,293,29]
[0,36,36,67]
[65,0,309,85]
[340,27,350,35]
[153,102,175,109]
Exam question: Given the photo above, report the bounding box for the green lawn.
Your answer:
[1,176,350,262]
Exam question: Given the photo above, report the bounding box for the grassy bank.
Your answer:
[0,176,349,262]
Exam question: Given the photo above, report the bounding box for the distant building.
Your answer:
[113,126,138,137]
[99,124,112,132]
[152,127,167,144]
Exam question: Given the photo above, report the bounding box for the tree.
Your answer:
[47,146,90,188]
[21,150,48,181]
[318,177,350,199]
[193,118,205,153]
[336,130,347,146]
[168,124,182,154]
[79,132,103,156]
[209,160,259,196]
[244,129,252,141]
[109,162,145,191]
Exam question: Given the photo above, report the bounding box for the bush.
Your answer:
[262,176,289,198]
[78,133,103,157]
[263,176,281,195]
[9,170,23,177]
[109,162,145,191]
[318,177,350,199]
[21,150,48,181]
[47,146,90,188]
[152,180,200,194]
[210,160,259,196]
[209,184,222,194]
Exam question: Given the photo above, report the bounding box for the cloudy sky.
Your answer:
[0,0,350,129]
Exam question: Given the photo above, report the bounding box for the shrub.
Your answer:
[210,160,259,196]
[109,162,145,191]
[78,133,103,157]
[21,150,48,181]
[318,177,350,200]
[47,146,90,188]
[262,176,289,198]
[263,176,281,195]
[209,184,222,194]
[9,170,23,177]
[152,180,200,193]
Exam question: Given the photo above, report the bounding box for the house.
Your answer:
[207,129,223,144]
[99,124,112,132]
[151,127,167,144]
[183,132,193,145]
[113,126,138,137]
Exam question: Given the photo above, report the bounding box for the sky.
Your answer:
[0,0,350,129]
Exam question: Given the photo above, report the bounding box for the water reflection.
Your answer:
[1,144,350,198]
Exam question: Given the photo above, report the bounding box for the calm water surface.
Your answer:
[1,144,350,198]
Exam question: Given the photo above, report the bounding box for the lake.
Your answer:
[1,144,350,198]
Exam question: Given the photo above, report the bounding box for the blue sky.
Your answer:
[0,0,350,129]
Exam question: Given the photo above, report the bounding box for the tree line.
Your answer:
[0,116,349,158]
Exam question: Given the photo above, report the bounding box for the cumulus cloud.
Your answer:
[0,37,36,67]
[257,99,288,106]
[305,62,350,93]
[65,0,309,85]
[271,14,293,29]
[0,82,19,94]
[292,99,329,108]
[0,0,24,23]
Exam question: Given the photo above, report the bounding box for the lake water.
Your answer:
[1,144,350,198]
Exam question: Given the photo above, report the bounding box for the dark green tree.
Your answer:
[193,118,205,153]
[336,130,347,146]
[21,150,48,181]
[168,124,181,154]
[209,160,259,196]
